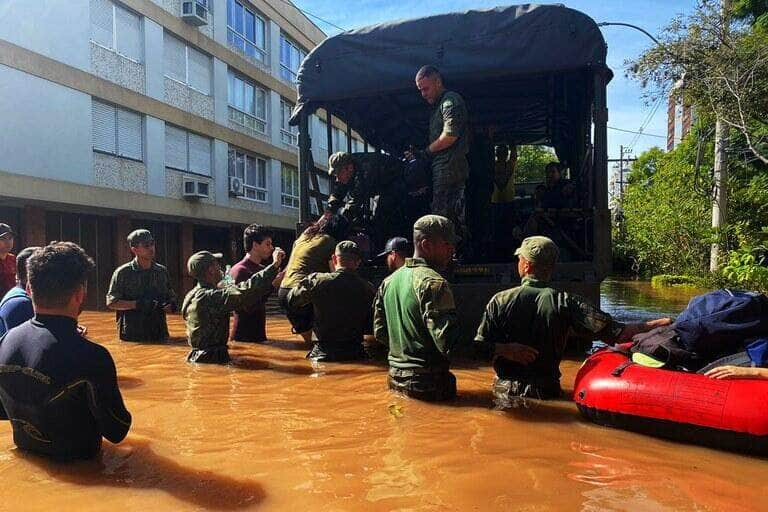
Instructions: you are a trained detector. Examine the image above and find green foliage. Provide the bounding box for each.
[722,242,768,292]
[515,145,558,183]
[732,0,768,31]
[617,134,713,276]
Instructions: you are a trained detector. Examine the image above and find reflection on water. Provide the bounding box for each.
[600,278,705,323]
[0,285,766,512]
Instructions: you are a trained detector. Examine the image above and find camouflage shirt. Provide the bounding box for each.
[328,153,405,215]
[288,268,375,357]
[474,276,625,385]
[373,258,460,372]
[106,259,177,342]
[181,263,278,350]
[429,90,470,188]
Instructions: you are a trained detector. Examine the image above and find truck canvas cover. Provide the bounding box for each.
[291,4,612,152]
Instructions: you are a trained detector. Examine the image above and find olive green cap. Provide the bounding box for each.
[187,251,223,279]
[514,236,559,266]
[335,240,362,258]
[328,152,353,176]
[127,229,154,246]
[413,215,457,244]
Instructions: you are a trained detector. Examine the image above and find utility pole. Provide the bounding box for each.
[619,145,624,201]
[710,0,730,272]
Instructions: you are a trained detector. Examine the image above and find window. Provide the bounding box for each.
[280,99,298,146]
[92,99,143,160]
[281,164,299,208]
[91,0,143,62]
[163,33,211,95]
[332,126,348,153]
[164,125,211,175]
[280,35,306,83]
[227,0,267,63]
[228,148,268,202]
[227,71,268,135]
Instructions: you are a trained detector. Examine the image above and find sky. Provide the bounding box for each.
[291,0,697,164]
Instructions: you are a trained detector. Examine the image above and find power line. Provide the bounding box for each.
[608,126,666,139]
[277,0,347,32]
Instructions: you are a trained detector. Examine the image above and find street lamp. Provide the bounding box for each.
[596,21,662,47]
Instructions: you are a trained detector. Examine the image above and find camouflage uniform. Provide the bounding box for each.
[288,243,375,361]
[428,90,469,243]
[474,237,625,399]
[106,259,177,342]
[374,256,461,401]
[182,254,279,364]
[328,153,405,216]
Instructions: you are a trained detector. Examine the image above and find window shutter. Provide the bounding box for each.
[115,5,142,62]
[188,133,212,175]
[91,0,114,48]
[117,108,142,160]
[163,33,186,82]
[92,100,117,154]
[165,125,187,170]
[257,159,267,189]
[188,47,211,95]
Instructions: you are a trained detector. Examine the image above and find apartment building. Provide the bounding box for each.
[0,0,365,308]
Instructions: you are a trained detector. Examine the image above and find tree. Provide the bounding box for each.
[515,145,557,182]
[630,0,768,164]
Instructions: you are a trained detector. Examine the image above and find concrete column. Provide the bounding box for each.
[268,89,281,145]
[213,58,229,126]
[144,18,165,101]
[213,139,230,207]
[211,0,228,47]
[115,215,133,265]
[22,206,46,247]
[269,158,282,214]
[145,117,166,196]
[180,221,195,294]
[268,20,281,79]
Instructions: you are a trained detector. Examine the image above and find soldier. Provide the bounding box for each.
[374,215,461,402]
[327,151,411,249]
[183,248,285,364]
[406,65,470,249]
[474,236,672,400]
[106,229,177,343]
[287,241,375,362]
[376,236,411,273]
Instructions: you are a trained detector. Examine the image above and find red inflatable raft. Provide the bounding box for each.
[573,349,768,454]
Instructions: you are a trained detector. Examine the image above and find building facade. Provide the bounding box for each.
[0,0,364,308]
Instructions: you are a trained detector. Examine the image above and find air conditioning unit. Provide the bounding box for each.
[181,0,208,26]
[182,179,210,199]
[228,176,245,197]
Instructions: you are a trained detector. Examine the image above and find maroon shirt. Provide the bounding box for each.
[0,254,16,298]
[230,256,273,342]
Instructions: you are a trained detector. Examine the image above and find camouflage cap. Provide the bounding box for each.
[328,152,353,176]
[0,223,14,238]
[515,236,559,266]
[335,240,362,258]
[187,251,223,279]
[413,215,457,244]
[127,229,154,246]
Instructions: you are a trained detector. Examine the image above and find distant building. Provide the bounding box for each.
[666,81,695,151]
[0,0,367,308]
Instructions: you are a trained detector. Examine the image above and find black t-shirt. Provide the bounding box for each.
[0,315,132,459]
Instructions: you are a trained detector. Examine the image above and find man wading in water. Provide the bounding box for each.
[183,248,285,364]
[374,215,461,401]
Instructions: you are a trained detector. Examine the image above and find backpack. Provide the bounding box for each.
[674,289,768,362]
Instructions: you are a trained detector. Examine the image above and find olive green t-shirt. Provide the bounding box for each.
[281,234,337,289]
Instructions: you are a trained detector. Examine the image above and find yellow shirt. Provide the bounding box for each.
[491,162,516,203]
[281,234,337,289]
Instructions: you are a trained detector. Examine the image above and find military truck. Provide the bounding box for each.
[290,4,613,341]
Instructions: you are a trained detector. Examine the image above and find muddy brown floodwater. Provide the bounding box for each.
[0,280,766,511]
